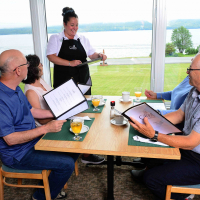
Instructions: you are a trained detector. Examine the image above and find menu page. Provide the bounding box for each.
[78,84,91,95]
[43,79,86,118]
[124,103,181,134]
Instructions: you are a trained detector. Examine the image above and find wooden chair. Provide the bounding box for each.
[0,161,79,199]
[0,164,51,200]
[165,184,200,200]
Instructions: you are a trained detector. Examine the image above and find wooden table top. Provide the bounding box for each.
[35,96,180,160]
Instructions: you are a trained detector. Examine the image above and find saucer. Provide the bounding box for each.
[119,97,132,102]
[99,101,106,106]
[70,125,89,134]
[110,119,128,126]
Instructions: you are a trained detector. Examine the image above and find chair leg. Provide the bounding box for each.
[42,170,51,200]
[165,185,172,200]
[17,178,22,185]
[64,183,68,190]
[0,168,4,200]
[75,161,79,176]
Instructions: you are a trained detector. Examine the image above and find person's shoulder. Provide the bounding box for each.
[25,89,39,99]
[49,33,59,40]
[77,33,89,41]
[49,31,63,41]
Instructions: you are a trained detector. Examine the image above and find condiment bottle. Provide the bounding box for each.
[110,101,115,119]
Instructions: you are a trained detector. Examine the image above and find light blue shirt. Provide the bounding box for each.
[157,76,193,115]
[180,87,200,154]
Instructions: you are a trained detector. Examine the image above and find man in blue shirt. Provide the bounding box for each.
[145,76,193,115]
[0,49,79,200]
[130,54,200,200]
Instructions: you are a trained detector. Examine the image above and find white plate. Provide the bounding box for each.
[110,118,128,126]
[70,125,89,134]
[99,101,106,106]
[119,98,132,102]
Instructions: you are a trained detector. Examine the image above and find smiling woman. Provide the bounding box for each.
[46,7,107,93]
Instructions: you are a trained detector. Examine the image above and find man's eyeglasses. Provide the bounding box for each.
[187,68,200,73]
[13,61,30,72]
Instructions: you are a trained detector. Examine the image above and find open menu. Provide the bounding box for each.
[43,79,89,120]
[78,76,92,94]
[116,102,181,134]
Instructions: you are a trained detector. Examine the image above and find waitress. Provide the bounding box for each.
[46,7,107,94]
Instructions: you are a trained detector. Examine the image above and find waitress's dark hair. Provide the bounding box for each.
[62,7,78,24]
[22,54,40,84]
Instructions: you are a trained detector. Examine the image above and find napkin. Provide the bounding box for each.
[133,135,169,146]
[86,98,91,101]
[68,116,91,120]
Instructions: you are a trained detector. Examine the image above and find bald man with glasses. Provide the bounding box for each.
[0,49,79,200]
[130,54,200,200]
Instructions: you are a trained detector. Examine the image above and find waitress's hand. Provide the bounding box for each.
[70,60,82,67]
[98,53,107,61]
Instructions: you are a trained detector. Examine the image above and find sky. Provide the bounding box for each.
[0,0,199,29]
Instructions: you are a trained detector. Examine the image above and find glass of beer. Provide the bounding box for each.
[134,87,142,102]
[70,118,83,141]
[91,96,100,111]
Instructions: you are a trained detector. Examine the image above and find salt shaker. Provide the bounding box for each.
[110,101,115,119]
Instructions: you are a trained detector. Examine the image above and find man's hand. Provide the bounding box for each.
[129,117,155,139]
[44,120,66,133]
[145,89,157,99]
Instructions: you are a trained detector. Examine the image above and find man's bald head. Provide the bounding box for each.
[0,49,25,75]
[192,53,200,68]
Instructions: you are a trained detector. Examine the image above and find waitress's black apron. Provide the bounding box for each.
[54,38,91,95]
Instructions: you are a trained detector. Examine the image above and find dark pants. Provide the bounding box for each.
[10,147,79,200]
[142,149,200,200]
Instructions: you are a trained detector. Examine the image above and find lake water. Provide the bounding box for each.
[0,29,200,58]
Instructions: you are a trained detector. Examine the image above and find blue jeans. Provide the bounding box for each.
[10,147,79,200]
[142,149,200,200]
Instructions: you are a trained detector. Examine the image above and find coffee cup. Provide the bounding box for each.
[114,114,124,124]
[122,91,130,102]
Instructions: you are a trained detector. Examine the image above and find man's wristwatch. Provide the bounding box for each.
[150,131,159,142]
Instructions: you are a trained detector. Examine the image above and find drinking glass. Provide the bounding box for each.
[134,87,142,102]
[91,96,100,111]
[70,118,83,141]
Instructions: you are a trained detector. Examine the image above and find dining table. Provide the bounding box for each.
[35,95,180,200]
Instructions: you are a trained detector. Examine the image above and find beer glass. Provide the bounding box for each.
[70,118,83,141]
[134,87,142,102]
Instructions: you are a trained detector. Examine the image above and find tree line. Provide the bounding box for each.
[0,19,200,35]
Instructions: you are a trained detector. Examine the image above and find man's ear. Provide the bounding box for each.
[15,67,21,76]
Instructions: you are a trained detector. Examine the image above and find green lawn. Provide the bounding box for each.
[19,63,189,96]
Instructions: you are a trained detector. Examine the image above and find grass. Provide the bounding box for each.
[19,63,189,96]
[176,53,196,57]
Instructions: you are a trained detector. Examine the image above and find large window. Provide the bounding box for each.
[0,0,34,90]
[0,0,34,55]
[164,0,200,92]
[45,0,153,95]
